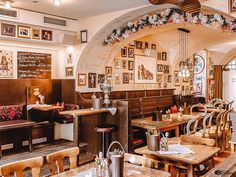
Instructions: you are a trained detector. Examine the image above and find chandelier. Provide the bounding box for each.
[178,28,190,78]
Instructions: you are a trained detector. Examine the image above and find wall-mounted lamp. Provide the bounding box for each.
[54,0,61,6]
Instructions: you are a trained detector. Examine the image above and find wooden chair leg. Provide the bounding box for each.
[0,133,2,159]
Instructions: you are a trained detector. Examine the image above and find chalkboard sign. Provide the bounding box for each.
[17,51,51,79]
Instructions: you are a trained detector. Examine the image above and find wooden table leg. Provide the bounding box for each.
[73,114,80,166]
[165,164,170,172]
[175,125,180,137]
[231,143,235,154]
[0,132,2,159]
[187,164,194,177]
[28,127,33,152]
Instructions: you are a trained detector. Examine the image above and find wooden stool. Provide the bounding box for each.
[95,125,115,156]
[229,141,236,153]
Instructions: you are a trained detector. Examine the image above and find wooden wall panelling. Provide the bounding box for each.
[127,90,145,99]
[61,79,75,103]
[146,90,161,97]
[110,91,127,100]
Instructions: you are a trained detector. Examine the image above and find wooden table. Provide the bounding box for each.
[52,161,171,177]
[135,145,220,177]
[59,108,110,147]
[31,105,64,112]
[204,153,236,177]
[132,112,205,136]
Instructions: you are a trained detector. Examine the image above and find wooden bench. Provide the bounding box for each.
[0,105,36,159]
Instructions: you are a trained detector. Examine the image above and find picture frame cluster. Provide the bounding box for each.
[1,23,53,41]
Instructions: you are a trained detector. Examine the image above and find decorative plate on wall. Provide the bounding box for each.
[194,55,205,74]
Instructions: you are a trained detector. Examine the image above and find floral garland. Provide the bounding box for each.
[104,8,236,45]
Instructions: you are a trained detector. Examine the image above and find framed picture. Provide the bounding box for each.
[129,41,135,46]
[157,52,162,60]
[134,55,157,84]
[144,42,149,49]
[123,73,129,84]
[162,52,167,61]
[157,64,163,73]
[98,74,105,84]
[18,25,30,39]
[121,47,127,57]
[229,0,236,13]
[122,60,128,69]
[114,59,120,69]
[32,28,40,39]
[194,82,202,94]
[157,74,163,82]
[66,53,73,64]
[174,71,180,86]
[163,65,169,74]
[1,23,16,37]
[0,50,13,78]
[65,67,73,77]
[128,61,133,70]
[158,82,162,88]
[128,47,134,58]
[151,44,156,50]
[194,55,205,74]
[88,73,96,88]
[41,29,53,41]
[105,66,112,77]
[80,30,88,43]
[114,73,120,84]
[78,74,86,86]
[135,41,142,49]
[168,75,172,83]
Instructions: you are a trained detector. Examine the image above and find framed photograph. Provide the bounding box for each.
[123,73,129,84]
[114,59,120,69]
[128,47,134,58]
[134,55,157,84]
[135,41,142,49]
[121,47,127,57]
[163,65,169,74]
[66,53,73,64]
[157,64,163,73]
[157,74,163,82]
[88,73,96,88]
[157,52,162,60]
[1,23,16,37]
[151,44,156,50]
[0,50,13,78]
[229,0,236,12]
[98,74,105,84]
[168,75,172,83]
[105,66,112,77]
[194,82,202,94]
[128,61,133,70]
[162,52,167,61]
[114,73,120,84]
[41,29,53,41]
[65,67,73,77]
[18,25,30,39]
[158,82,162,88]
[32,28,40,39]
[174,71,180,86]
[144,42,149,49]
[78,74,86,86]
[80,30,88,43]
[194,55,205,74]
[122,60,128,69]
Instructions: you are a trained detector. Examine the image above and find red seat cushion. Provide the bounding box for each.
[171,105,178,113]
[133,138,143,145]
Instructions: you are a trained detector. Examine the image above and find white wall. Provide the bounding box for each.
[223,70,236,108]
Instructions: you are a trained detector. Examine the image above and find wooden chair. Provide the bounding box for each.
[0,157,43,177]
[190,103,207,114]
[186,117,200,136]
[221,108,233,150]
[46,147,79,175]
[124,153,158,168]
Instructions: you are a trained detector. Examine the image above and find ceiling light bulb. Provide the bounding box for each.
[54,0,61,6]
[4,1,11,9]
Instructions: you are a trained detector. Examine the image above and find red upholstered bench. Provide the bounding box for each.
[0,105,35,159]
[51,104,79,124]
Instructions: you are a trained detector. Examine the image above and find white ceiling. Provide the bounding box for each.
[11,0,150,20]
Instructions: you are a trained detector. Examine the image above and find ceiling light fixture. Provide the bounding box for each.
[54,0,61,6]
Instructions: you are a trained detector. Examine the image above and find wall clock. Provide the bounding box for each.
[194,55,205,74]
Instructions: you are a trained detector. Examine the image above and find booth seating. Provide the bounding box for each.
[0,105,35,159]
[51,104,79,124]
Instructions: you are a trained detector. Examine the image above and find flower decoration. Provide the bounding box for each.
[104,8,236,45]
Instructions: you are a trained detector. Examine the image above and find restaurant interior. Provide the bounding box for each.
[0,0,236,176]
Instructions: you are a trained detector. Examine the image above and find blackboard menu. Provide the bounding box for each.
[17,51,51,79]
